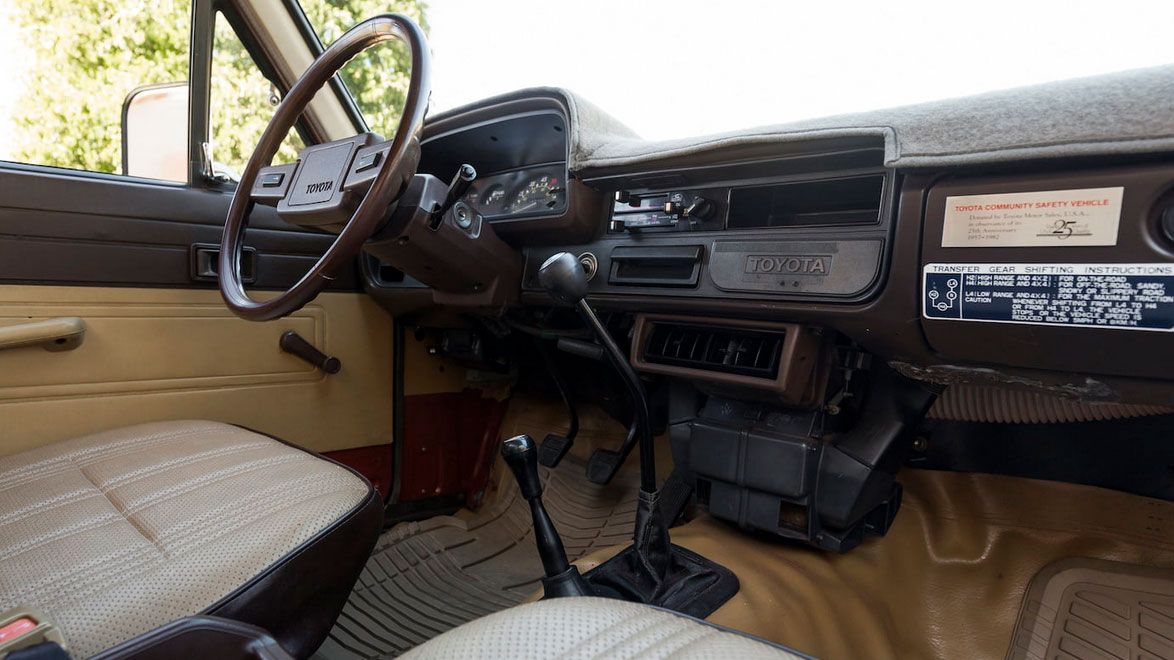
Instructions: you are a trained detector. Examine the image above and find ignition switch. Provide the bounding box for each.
[453,202,475,230]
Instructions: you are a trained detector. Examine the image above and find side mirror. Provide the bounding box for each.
[121,82,188,183]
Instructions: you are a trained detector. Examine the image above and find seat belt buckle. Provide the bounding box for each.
[0,608,67,659]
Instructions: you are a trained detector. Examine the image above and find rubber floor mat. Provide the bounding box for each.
[312,455,640,659]
[1007,558,1174,659]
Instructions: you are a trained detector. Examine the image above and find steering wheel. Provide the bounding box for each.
[219,14,430,321]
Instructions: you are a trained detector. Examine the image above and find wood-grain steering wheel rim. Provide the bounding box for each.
[219,14,430,321]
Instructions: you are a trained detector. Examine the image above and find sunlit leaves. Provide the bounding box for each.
[9,0,425,178]
[300,0,428,137]
[10,0,188,174]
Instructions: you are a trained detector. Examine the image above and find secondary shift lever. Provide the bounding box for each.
[500,434,591,598]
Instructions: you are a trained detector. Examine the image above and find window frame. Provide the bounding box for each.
[196,0,315,192]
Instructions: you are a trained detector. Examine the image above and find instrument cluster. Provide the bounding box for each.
[462,164,568,220]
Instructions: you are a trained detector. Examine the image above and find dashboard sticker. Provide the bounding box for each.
[922,263,1174,331]
[941,187,1123,247]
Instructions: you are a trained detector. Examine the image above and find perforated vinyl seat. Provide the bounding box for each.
[0,421,382,658]
[400,597,807,659]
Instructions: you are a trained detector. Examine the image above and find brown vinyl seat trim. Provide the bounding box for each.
[200,426,384,659]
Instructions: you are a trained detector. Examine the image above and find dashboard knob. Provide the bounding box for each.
[685,197,717,222]
[663,201,683,216]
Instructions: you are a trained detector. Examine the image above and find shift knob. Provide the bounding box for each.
[501,433,593,598]
[502,434,543,500]
[538,252,589,304]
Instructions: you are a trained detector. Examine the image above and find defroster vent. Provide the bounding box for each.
[644,322,784,379]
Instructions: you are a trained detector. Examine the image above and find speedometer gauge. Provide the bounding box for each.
[506,174,566,215]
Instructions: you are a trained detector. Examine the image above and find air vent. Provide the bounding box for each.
[644,322,784,379]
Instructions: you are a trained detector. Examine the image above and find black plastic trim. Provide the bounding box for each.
[387,320,406,506]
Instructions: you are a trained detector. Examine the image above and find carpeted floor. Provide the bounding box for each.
[315,394,1174,659]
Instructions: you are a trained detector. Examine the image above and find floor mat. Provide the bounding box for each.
[572,469,1174,660]
[313,455,640,659]
[1008,558,1174,660]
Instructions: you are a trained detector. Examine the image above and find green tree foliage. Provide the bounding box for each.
[301,0,428,138]
[9,0,427,177]
[10,0,189,174]
[211,11,305,173]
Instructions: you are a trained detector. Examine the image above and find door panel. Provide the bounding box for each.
[0,168,394,458]
[0,1,397,462]
[0,285,392,457]
[0,168,358,289]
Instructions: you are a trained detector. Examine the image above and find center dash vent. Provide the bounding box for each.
[644,322,784,379]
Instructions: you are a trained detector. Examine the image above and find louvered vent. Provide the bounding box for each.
[644,322,784,379]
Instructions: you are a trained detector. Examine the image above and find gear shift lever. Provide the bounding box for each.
[538,253,656,494]
[538,253,672,592]
[531,252,739,616]
[501,434,591,598]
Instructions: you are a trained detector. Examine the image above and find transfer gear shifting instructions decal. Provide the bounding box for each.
[923,264,1174,331]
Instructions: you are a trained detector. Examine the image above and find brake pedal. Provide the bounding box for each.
[539,433,574,467]
[585,419,640,485]
[585,448,624,485]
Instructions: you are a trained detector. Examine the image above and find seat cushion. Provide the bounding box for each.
[0,420,378,658]
[399,597,806,659]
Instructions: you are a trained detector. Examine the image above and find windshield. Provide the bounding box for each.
[306,0,1173,141]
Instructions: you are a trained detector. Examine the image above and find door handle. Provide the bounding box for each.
[0,317,86,352]
[191,243,257,283]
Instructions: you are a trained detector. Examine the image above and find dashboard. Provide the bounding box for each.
[367,87,1174,408]
[525,154,893,303]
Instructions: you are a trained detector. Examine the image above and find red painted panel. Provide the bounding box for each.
[399,390,509,507]
[324,444,393,498]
